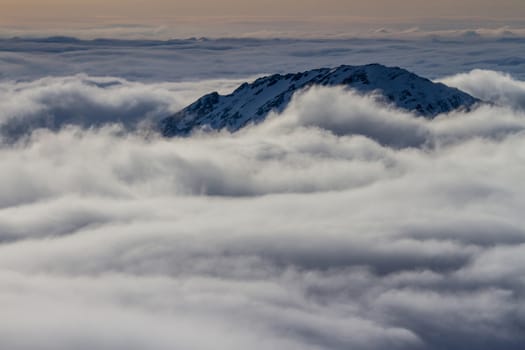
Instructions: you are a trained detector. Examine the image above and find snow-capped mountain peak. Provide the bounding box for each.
[160,64,480,136]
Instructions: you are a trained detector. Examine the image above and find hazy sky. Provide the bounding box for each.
[3,0,525,21]
[1,0,524,38]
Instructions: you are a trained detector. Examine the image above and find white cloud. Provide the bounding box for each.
[0,71,525,349]
[441,69,525,110]
[0,75,247,141]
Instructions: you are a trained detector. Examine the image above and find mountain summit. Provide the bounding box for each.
[160,64,479,136]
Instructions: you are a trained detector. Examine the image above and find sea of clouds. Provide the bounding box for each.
[0,65,524,349]
[2,36,525,82]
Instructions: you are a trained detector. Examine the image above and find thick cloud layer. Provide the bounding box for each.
[2,69,524,143]
[0,75,247,141]
[0,69,525,349]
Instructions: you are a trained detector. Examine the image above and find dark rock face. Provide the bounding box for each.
[160,64,480,137]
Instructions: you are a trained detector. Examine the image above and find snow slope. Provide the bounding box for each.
[161,64,480,136]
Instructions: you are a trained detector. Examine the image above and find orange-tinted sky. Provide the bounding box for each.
[2,0,524,39]
[2,0,524,21]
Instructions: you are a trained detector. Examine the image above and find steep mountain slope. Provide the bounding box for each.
[161,64,479,136]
